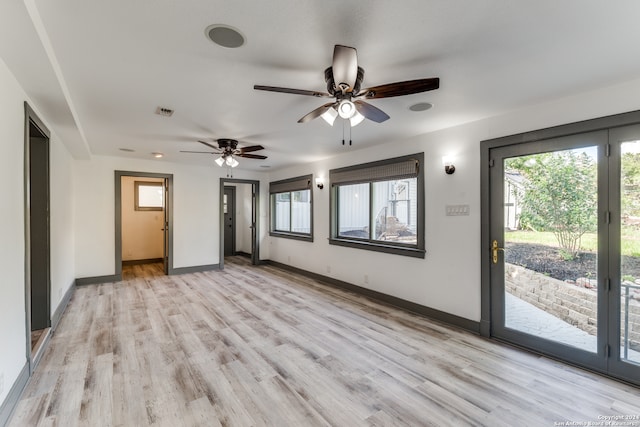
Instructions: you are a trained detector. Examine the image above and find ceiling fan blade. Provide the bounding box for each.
[238,145,264,153]
[180,150,217,154]
[357,77,440,99]
[238,153,268,159]
[198,140,219,150]
[354,100,390,123]
[254,85,331,98]
[298,102,337,123]
[332,45,358,91]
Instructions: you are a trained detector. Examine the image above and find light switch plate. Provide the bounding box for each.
[446,204,470,216]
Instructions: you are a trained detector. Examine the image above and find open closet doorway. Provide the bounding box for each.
[24,103,51,371]
[115,171,174,279]
[219,179,260,269]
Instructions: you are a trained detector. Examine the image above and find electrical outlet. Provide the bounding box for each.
[287,256,291,263]
[326,265,331,273]
[364,274,369,284]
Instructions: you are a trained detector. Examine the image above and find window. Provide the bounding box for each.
[269,174,313,241]
[330,153,424,257]
[134,181,163,211]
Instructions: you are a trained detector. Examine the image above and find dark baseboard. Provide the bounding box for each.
[264,260,481,334]
[51,282,74,332]
[170,264,220,275]
[122,258,163,266]
[0,362,29,427]
[75,274,121,286]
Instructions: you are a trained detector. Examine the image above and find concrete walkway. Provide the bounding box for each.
[505,293,640,363]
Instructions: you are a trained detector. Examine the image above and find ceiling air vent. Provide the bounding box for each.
[155,106,174,117]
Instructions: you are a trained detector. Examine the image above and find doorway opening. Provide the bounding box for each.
[115,171,173,279]
[220,179,260,268]
[24,103,51,369]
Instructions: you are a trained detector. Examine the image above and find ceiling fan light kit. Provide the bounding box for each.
[254,44,439,129]
[225,156,239,168]
[180,139,267,168]
[320,107,338,125]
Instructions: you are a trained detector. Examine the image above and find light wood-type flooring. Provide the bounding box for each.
[8,257,640,426]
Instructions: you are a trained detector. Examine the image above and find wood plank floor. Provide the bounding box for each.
[9,257,640,426]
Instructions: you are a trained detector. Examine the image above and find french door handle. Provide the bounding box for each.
[492,240,505,264]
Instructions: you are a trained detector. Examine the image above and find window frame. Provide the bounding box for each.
[269,174,314,242]
[134,181,164,211]
[329,153,425,258]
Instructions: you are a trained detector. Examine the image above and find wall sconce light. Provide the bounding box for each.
[442,156,455,175]
[315,177,324,189]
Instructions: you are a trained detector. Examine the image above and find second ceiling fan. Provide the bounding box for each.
[254,45,439,126]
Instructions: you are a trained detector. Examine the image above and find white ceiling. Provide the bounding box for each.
[4,0,640,170]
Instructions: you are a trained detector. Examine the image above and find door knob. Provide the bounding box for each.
[492,240,505,264]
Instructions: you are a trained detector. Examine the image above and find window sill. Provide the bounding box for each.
[329,238,426,258]
[270,231,314,242]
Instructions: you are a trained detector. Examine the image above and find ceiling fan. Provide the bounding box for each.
[254,45,439,127]
[180,139,267,168]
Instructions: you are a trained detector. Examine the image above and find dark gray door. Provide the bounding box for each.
[489,132,608,371]
[608,124,640,380]
[223,186,235,256]
[29,124,50,332]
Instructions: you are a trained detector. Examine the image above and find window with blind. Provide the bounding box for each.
[269,174,313,241]
[330,153,425,257]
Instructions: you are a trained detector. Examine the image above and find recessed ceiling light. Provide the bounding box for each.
[409,102,433,112]
[205,24,245,48]
[119,148,135,152]
[152,152,164,158]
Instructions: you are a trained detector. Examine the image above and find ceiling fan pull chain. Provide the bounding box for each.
[342,119,345,145]
[349,123,352,145]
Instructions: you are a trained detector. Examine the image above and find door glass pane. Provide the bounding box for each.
[503,146,598,352]
[620,141,640,365]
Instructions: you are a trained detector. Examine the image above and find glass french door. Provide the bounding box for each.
[609,124,640,379]
[489,126,640,383]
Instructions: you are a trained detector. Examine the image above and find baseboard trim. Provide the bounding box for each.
[0,362,29,427]
[52,282,75,332]
[264,260,481,334]
[170,264,220,275]
[122,258,163,266]
[75,274,121,286]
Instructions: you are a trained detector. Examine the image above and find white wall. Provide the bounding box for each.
[121,176,164,261]
[50,129,76,309]
[267,75,640,322]
[74,157,268,277]
[0,56,76,407]
[0,56,28,407]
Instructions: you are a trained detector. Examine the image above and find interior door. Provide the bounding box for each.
[29,129,50,333]
[489,131,608,371]
[223,186,235,257]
